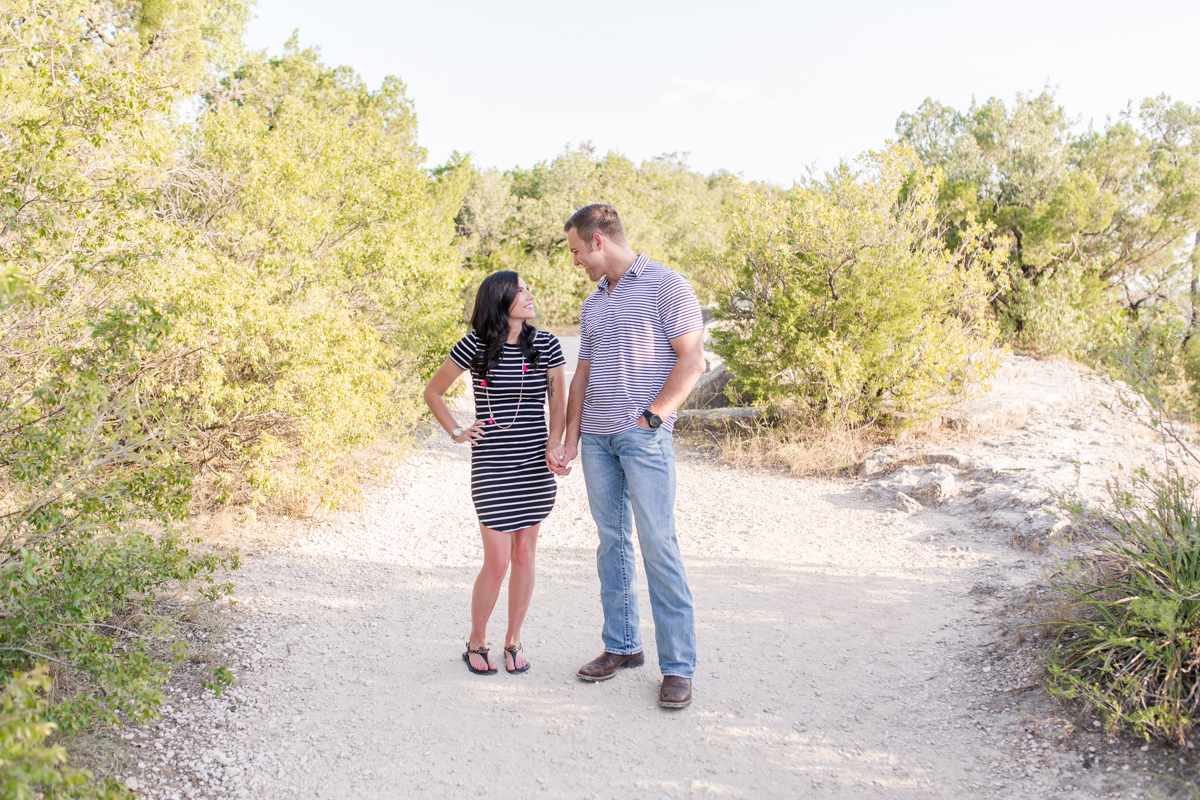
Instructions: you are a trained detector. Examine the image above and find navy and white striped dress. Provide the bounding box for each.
[449,330,566,532]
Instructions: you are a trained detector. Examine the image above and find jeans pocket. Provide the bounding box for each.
[631,425,661,443]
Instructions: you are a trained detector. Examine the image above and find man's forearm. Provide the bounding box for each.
[565,367,588,447]
[646,350,706,418]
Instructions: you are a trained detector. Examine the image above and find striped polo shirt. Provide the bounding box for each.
[578,254,704,435]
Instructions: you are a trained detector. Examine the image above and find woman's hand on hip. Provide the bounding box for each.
[455,421,486,446]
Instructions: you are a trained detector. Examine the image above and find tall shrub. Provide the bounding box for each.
[702,145,1005,426]
[159,39,465,506]
[0,0,239,744]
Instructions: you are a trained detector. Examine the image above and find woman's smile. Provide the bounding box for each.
[509,279,536,320]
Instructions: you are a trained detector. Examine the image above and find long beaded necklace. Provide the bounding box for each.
[478,352,528,430]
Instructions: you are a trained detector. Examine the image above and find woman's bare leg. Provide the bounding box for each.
[505,523,540,671]
[469,522,511,671]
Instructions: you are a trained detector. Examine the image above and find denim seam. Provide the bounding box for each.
[617,466,631,651]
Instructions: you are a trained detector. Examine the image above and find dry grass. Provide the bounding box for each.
[188,428,412,520]
[702,400,1026,477]
[187,433,412,552]
[60,726,137,789]
[715,416,887,477]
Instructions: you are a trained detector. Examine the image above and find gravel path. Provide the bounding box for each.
[136,442,1113,800]
[128,354,1171,800]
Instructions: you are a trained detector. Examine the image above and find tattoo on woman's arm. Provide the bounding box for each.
[547,376,555,399]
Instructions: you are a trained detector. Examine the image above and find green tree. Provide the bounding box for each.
[897,91,1200,355]
[702,145,1004,426]
[1,1,468,785]
[157,37,465,505]
[0,0,238,756]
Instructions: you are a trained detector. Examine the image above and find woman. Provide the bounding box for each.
[423,271,567,675]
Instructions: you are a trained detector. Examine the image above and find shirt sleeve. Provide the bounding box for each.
[658,272,704,339]
[448,332,479,371]
[541,334,567,369]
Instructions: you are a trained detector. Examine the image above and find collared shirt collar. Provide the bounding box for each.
[597,253,648,293]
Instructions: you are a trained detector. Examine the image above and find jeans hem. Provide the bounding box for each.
[604,646,643,656]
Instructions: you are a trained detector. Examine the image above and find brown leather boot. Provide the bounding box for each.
[577,651,645,682]
[658,676,692,708]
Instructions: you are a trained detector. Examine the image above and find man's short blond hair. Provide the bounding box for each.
[564,204,627,247]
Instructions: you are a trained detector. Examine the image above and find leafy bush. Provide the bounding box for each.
[2,0,463,768]
[0,667,131,799]
[1008,264,1119,356]
[1,0,234,728]
[4,2,465,517]
[158,38,466,508]
[701,145,1005,426]
[1089,300,1200,429]
[0,293,236,734]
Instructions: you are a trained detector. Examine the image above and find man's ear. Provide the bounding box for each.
[593,232,604,252]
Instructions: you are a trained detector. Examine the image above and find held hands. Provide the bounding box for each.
[453,421,486,446]
[546,442,576,476]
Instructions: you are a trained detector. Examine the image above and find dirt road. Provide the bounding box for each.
[125,351,1196,800]
[135,425,1143,800]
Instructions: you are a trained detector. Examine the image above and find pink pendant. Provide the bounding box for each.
[480,380,487,387]
[522,364,528,372]
[488,418,495,425]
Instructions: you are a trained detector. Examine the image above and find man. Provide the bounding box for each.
[547,204,706,709]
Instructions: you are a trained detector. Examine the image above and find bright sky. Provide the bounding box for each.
[244,0,1200,186]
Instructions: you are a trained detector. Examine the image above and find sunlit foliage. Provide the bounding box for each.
[0,1,464,786]
[898,91,1200,357]
[701,146,1005,426]
[455,145,739,326]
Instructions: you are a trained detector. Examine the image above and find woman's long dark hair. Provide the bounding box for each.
[469,270,540,381]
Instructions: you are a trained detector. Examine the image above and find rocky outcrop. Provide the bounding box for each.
[939,357,1084,431]
[680,336,767,425]
[858,356,1171,552]
[683,357,733,410]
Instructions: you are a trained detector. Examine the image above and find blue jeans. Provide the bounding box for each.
[581,427,696,678]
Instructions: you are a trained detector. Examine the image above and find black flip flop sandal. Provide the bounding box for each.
[504,644,530,674]
[463,642,497,675]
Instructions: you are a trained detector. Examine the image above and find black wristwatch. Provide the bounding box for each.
[642,409,663,429]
